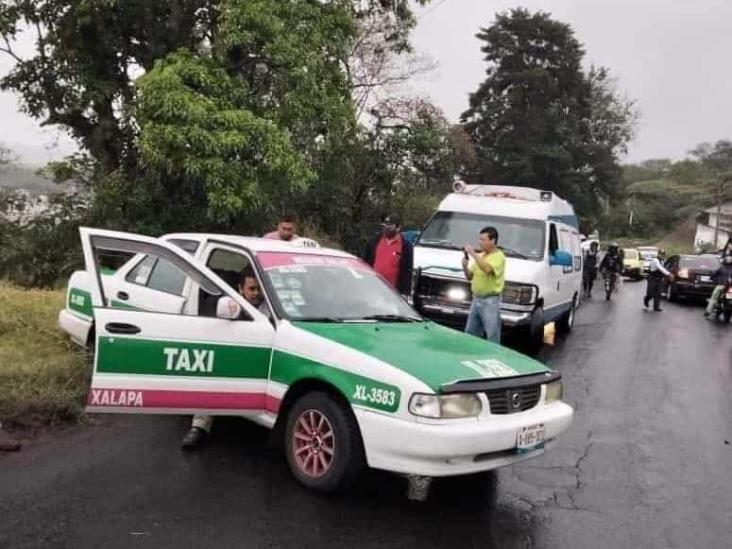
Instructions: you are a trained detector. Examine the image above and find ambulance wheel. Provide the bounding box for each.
[724,310,731,324]
[521,307,545,356]
[557,296,577,334]
[285,391,365,492]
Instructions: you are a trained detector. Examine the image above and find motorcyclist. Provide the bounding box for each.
[704,254,732,317]
[582,241,600,298]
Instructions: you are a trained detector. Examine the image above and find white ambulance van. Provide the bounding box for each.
[412,183,583,352]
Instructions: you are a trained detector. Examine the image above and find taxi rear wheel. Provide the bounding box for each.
[285,391,365,492]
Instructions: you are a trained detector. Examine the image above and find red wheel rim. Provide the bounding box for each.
[292,409,335,478]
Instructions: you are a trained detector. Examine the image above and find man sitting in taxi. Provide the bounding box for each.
[181,267,271,449]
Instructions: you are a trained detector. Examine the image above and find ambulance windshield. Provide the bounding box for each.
[419,212,546,260]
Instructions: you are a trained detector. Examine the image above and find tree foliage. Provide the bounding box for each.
[461,9,636,221]
[1,1,467,286]
[601,141,732,242]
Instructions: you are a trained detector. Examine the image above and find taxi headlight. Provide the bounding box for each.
[678,268,689,279]
[408,393,482,418]
[544,380,563,403]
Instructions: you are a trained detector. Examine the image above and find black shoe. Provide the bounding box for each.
[653,308,663,312]
[181,427,208,450]
[703,311,709,317]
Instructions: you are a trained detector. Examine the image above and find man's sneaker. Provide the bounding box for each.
[703,311,709,317]
[653,307,663,312]
[181,427,208,450]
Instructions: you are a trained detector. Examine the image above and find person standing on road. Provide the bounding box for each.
[363,214,414,296]
[181,268,271,450]
[462,226,506,343]
[644,249,672,312]
[582,241,600,298]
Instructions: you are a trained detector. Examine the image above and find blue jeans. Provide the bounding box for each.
[465,295,502,343]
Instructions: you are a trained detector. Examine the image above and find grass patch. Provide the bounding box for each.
[0,282,88,427]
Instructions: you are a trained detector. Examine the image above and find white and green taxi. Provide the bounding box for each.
[59,228,573,491]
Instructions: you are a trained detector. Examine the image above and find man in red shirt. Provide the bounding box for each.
[363,214,414,295]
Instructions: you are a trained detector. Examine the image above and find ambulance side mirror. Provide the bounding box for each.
[216,296,242,320]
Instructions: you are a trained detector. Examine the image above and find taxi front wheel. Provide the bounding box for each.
[285,392,366,492]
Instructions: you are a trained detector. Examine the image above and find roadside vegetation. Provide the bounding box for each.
[0,283,87,427]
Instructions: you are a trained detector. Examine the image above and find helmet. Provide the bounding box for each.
[658,248,666,257]
[608,242,619,254]
[723,254,732,265]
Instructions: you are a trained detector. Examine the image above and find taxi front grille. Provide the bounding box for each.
[486,385,541,414]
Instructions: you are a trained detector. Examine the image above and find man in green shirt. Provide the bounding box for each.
[461,226,506,343]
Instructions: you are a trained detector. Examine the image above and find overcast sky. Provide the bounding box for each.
[1,0,731,165]
[410,0,732,162]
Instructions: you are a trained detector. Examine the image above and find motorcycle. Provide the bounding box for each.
[603,271,618,301]
[712,281,732,323]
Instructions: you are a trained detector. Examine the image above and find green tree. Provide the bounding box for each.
[461,9,635,220]
[0,0,428,227]
[691,140,732,248]
[300,98,472,252]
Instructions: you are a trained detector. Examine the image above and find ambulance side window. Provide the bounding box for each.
[549,224,559,256]
[570,232,582,271]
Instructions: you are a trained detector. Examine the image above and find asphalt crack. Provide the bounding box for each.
[574,436,594,491]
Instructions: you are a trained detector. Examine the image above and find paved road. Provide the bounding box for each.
[2,281,731,549]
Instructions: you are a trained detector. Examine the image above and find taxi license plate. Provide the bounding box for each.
[516,423,545,454]
[700,275,711,282]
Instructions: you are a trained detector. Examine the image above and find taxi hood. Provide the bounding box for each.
[292,321,551,392]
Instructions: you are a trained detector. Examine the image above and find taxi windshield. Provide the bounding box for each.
[258,252,421,322]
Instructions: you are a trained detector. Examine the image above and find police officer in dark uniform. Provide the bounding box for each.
[582,241,600,298]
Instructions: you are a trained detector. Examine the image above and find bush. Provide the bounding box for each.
[0,192,87,288]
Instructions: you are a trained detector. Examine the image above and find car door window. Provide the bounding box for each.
[201,246,272,320]
[147,258,188,295]
[126,256,156,286]
[124,256,187,296]
[206,248,253,291]
[88,233,223,316]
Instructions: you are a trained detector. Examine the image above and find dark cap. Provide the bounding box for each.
[381,214,401,226]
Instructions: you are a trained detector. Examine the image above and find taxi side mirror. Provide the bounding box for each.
[216,296,242,320]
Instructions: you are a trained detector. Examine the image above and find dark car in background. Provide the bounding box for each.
[662,254,720,302]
